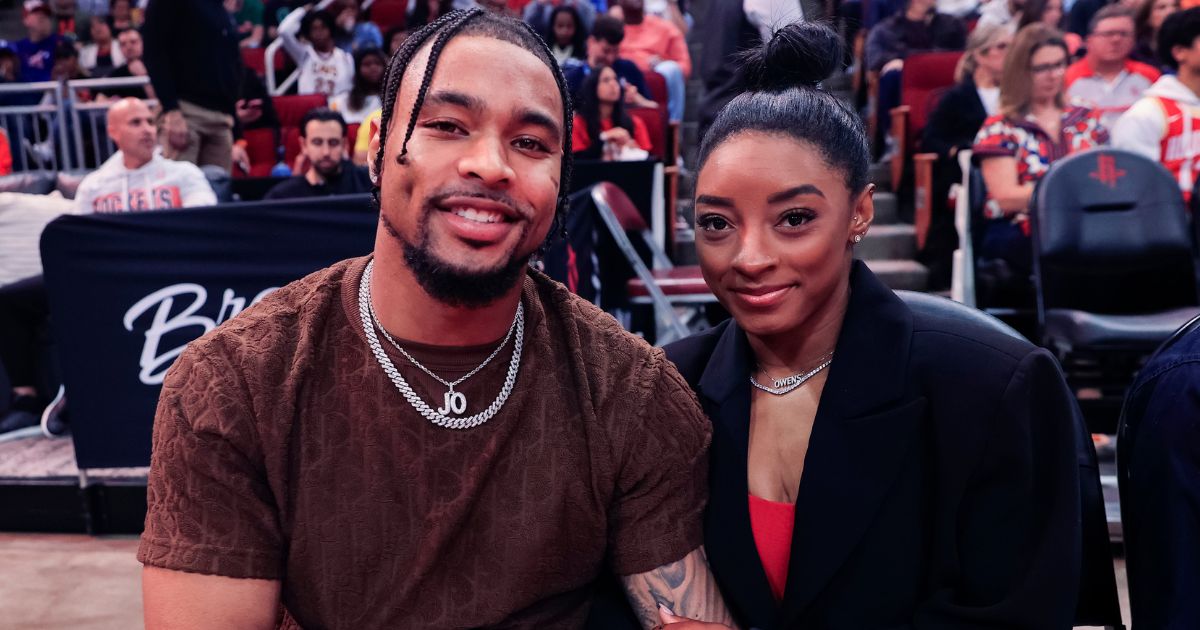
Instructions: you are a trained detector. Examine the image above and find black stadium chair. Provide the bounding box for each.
[1030,148,1200,435]
[1117,312,1200,629]
[896,291,1124,629]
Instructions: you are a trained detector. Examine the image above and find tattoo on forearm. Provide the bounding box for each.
[621,546,737,629]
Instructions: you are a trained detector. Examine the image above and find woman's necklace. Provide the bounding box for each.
[749,351,834,396]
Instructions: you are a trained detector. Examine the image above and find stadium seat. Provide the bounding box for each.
[239,128,278,178]
[369,0,407,32]
[627,107,665,160]
[241,47,286,78]
[1031,148,1200,434]
[590,182,714,344]
[283,126,303,171]
[897,291,1125,630]
[889,51,962,193]
[642,71,669,112]
[273,94,328,129]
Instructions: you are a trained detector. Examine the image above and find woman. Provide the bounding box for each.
[1134,0,1180,64]
[918,23,1011,289]
[80,16,124,77]
[330,47,385,124]
[279,8,355,96]
[108,0,141,32]
[572,65,652,161]
[973,23,1107,279]
[546,5,587,64]
[1018,0,1083,54]
[660,21,1082,629]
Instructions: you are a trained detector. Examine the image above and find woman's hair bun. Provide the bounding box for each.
[739,21,843,93]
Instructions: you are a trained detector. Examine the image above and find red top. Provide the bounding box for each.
[748,493,796,602]
[571,113,653,154]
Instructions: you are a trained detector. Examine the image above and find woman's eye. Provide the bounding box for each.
[697,216,730,231]
[781,211,814,227]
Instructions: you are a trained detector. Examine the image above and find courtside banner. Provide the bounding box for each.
[40,194,377,469]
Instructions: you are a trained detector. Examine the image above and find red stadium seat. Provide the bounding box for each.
[241,47,287,78]
[346,122,360,152]
[283,126,303,169]
[889,50,962,186]
[236,128,278,179]
[370,0,407,32]
[628,107,665,160]
[642,71,669,112]
[273,94,329,129]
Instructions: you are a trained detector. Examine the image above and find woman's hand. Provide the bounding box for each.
[599,127,634,148]
[655,605,735,629]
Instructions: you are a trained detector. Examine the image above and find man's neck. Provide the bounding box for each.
[368,228,525,347]
[1088,55,1126,80]
[625,13,644,25]
[1179,67,1200,100]
[122,153,151,170]
[306,165,334,186]
[905,5,930,20]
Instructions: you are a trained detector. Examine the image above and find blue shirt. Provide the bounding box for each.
[14,34,59,83]
[563,58,651,101]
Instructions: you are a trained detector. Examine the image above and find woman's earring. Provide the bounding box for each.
[853,234,863,243]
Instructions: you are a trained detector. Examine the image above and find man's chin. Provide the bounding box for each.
[402,240,531,308]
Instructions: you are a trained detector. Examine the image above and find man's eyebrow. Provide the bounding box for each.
[515,108,563,145]
[425,90,484,112]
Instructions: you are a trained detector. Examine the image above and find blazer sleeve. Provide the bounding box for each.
[914,348,1082,629]
[921,85,976,160]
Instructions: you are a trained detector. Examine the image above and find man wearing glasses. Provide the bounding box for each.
[1066,5,1161,129]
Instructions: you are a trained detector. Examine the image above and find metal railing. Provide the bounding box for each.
[265,0,340,96]
[0,76,155,173]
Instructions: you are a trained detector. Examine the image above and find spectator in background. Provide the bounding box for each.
[265,108,370,199]
[613,0,690,122]
[1018,0,1082,54]
[920,23,1012,289]
[384,25,408,57]
[75,97,217,212]
[641,0,689,34]
[108,0,141,31]
[264,0,305,41]
[1135,0,1180,64]
[867,0,966,151]
[226,0,265,48]
[563,15,655,108]
[978,0,1025,29]
[96,27,153,100]
[352,106,379,164]
[524,0,597,34]
[50,0,79,38]
[1066,5,1161,129]
[1113,8,1200,199]
[144,0,242,170]
[330,47,384,124]
[279,8,355,96]
[546,6,588,63]
[79,15,124,76]
[231,66,280,175]
[336,0,384,52]
[408,0,454,28]
[572,64,651,160]
[15,1,59,83]
[52,39,89,83]
[973,24,1108,279]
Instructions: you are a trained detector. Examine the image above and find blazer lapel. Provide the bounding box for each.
[697,323,781,627]
[778,262,928,627]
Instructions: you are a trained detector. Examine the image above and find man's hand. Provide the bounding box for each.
[128,59,148,76]
[881,58,905,74]
[235,99,263,125]
[162,110,190,151]
[624,83,658,109]
[621,547,737,630]
[232,143,251,173]
[658,605,733,629]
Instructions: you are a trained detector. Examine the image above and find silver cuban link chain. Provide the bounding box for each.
[358,260,524,429]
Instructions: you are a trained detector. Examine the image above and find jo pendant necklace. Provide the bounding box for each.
[750,351,834,396]
[358,259,524,429]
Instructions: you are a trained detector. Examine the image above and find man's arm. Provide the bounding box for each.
[143,567,280,630]
[620,546,736,629]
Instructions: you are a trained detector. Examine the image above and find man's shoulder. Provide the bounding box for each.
[182,258,360,372]
[1065,59,1094,85]
[1126,60,1162,84]
[264,177,313,200]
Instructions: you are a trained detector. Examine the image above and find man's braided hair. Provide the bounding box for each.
[372,8,574,242]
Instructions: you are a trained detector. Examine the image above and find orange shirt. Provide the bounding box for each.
[620,15,692,78]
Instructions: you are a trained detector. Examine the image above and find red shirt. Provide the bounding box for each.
[571,113,652,155]
[749,493,796,602]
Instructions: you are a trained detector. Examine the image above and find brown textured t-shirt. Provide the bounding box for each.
[137,256,710,629]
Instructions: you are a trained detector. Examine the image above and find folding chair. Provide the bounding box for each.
[589,182,714,345]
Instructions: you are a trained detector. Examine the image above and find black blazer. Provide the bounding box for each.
[921,77,989,163]
[664,262,1082,629]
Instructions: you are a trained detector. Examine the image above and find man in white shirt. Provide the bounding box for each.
[278,7,354,96]
[75,98,216,213]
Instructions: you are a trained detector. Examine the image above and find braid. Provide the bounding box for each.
[371,8,575,244]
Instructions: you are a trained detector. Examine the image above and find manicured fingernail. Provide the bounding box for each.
[657,603,675,616]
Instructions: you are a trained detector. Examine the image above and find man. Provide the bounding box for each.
[1066,5,1160,129]
[75,98,217,212]
[977,0,1023,29]
[139,9,732,629]
[563,14,655,109]
[143,0,242,170]
[14,1,59,83]
[1113,7,1200,200]
[97,28,154,100]
[277,7,354,96]
[264,108,371,199]
[614,0,690,121]
[698,0,804,135]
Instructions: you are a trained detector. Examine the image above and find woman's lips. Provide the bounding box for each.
[729,285,793,309]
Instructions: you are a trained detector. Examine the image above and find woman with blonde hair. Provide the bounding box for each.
[917,22,1013,288]
[972,23,1108,283]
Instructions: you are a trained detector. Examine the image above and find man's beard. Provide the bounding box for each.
[381,190,534,308]
[313,158,342,180]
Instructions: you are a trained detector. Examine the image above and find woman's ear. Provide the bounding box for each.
[849,184,876,244]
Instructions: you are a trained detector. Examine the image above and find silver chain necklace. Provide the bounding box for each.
[358,260,524,429]
[749,352,834,396]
